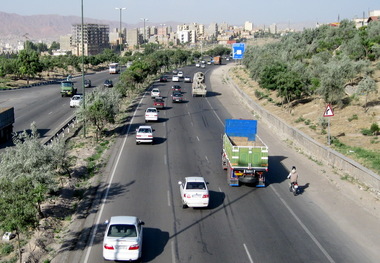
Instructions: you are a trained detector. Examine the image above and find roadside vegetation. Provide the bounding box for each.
[241,20,380,173]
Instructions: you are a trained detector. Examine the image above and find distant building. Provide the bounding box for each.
[269,23,277,34]
[126,28,139,49]
[71,23,109,56]
[244,21,253,31]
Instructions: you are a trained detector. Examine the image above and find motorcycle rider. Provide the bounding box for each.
[287,166,299,186]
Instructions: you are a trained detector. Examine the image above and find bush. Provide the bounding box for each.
[295,116,305,123]
[370,123,379,135]
[361,129,372,136]
[0,243,14,255]
[348,114,358,122]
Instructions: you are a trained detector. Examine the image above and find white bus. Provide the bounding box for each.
[109,63,120,74]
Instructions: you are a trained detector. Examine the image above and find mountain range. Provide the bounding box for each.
[0,11,179,43]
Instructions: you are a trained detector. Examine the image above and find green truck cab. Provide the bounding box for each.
[60,81,77,97]
[222,119,268,187]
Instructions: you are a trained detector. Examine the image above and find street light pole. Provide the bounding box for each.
[81,0,86,137]
[115,7,126,54]
[140,18,148,44]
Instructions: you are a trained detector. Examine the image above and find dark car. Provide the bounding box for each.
[171,85,182,92]
[84,79,91,88]
[159,76,168,82]
[172,91,183,103]
[104,79,113,88]
[153,97,165,109]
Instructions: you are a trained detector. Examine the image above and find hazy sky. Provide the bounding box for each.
[1,0,377,26]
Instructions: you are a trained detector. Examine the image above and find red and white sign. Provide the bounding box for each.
[323,104,334,117]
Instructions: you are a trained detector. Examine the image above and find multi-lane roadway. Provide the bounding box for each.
[1,64,379,263]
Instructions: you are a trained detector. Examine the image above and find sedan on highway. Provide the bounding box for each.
[171,85,182,92]
[151,88,161,98]
[69,94,83,108]
[184,76,192,83]
[104,79,113,88]
[135,125,154,145]
[153,97,165,109]
[171,91,183,103]
[178,177,209,208]
[145,107,159,122]
[103,216,144,261]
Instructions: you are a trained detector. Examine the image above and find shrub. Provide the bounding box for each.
[370,123,379,135]
[0,243,14,255]
[295,116,305,123]
[348,114,358,122]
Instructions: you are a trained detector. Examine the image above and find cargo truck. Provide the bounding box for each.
[0,107,15,143]
[222,119,268,187]
[60,81,77,97]
[192,72,207,97]
[213,56,222,65]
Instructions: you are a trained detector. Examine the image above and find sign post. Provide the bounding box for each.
[232,43,245,61]
[323,104,334,145]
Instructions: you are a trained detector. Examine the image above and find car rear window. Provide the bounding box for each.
[108,224,137,237]
[186,182,206,190]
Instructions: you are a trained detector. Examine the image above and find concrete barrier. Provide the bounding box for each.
[225,67,380,192]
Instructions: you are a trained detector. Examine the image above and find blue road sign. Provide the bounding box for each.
[232,43,245,59]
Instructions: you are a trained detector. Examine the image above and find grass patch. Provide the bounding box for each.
[331,137,380,174]
[295,116,305,123]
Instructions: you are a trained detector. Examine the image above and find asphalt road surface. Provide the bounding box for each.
[71,64,380,263]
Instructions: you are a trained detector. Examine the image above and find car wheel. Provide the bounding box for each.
[182,204,188,209]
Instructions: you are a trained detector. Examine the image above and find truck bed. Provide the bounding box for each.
[229,136,265,147]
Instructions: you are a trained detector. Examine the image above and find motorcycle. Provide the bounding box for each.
[289,182,299,196]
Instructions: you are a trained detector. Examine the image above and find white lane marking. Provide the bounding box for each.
[167,190,171,207]
[205,155,209,163]
[48,111,53,115]
[270,186,335,263]
[243,243,254,263]
[205,97,224,126]
[171,240,176,263]
[164,154,167,165]
[83,93,146,263]
[218,187,222,192]
[196,136,200,141]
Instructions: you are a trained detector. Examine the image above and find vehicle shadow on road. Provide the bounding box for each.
[206,190,225,209]
[141,228,169,262]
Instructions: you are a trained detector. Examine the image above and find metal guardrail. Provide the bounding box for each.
[42,116,78,145]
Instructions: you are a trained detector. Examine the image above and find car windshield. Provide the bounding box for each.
[107,224,137,237]
[186,182,206,190]
[147,109,156,113]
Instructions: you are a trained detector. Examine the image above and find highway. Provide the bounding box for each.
[0,70,120,149]
[71,64,380,263]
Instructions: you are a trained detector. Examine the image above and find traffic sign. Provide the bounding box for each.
[232,43,245,59]
[323,104,334,117]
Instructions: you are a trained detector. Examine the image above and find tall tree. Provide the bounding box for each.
[357,75,377,112]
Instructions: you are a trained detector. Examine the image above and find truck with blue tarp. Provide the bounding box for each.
[222,119,268,187]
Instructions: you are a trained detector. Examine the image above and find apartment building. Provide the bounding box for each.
[71,23,110,56]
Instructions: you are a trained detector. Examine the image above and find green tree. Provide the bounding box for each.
[0,176,40,263]
[357,75,377,112]
[76,87,121,140]
[17,49,43,84]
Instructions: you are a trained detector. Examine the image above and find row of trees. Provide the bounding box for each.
[243,20,380,109]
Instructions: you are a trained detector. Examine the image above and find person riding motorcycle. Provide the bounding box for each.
[287,166,299,185]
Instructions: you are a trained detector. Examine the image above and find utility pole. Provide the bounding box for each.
[81,0,86,137]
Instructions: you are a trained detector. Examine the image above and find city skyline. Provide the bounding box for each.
[2,0,377,26]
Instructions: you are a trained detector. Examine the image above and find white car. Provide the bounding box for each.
[184,76,192,83]
[151,88,161,98]
[200,63,206,68]
[172,75,180,82]
[103,216,144,261]
[145,107,158,122]
[195,63,200,67]
[136,125,154,144]
[69,94,83,108]
[177,71,184,77]
[178,177,209,208]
